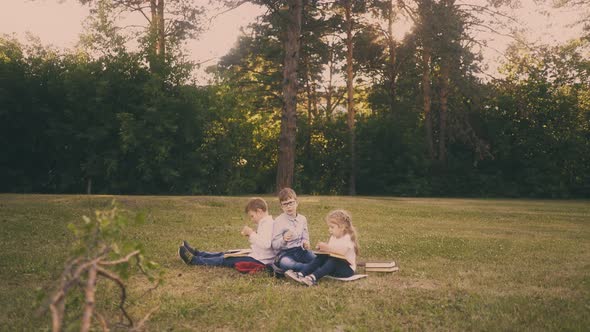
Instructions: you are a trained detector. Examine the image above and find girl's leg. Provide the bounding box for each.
[300,255,328,276]
[310,258,354,281]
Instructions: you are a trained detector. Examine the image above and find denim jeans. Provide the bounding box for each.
[277,247,316,272]
[191,251,262,268]
[300,255,353,280]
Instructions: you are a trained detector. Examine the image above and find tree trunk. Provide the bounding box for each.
[387,0,397,113]
[304,56,313,163]
[149,0,165,72]
[439,58,450,163]
[86,178,92,195]
[345,0,356,195]
[276,0,303,192]
[325,45,335,118]
[157,0,165,58]
[422,45,435,160]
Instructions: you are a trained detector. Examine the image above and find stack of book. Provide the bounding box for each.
[359,260,399,273]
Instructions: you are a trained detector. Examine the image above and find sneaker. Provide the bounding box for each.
[178,246,194,265]
[270,263,285,277]
[300,275,317,287]
[182,240,199,256]
[284,270,304,284]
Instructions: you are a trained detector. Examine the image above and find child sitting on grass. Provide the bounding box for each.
[285,209,359,286]
[271,188,316,272]
[178,197,276,271]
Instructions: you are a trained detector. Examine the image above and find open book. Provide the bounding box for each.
[313,251,348,262]
[223,248,252,258]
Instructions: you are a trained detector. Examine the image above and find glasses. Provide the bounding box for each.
[281,200,297,207]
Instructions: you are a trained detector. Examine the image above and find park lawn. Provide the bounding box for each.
[0,194,589,331]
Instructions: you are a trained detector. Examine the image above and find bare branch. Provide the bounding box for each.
[96,266,134,328]
[456,3,519,25]
[209,0,251,23]
[99,250,141,266]
[130,305,161,332]
[81,264,98,332]
[94,311,110,332]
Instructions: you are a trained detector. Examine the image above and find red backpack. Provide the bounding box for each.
[234,261,267,274]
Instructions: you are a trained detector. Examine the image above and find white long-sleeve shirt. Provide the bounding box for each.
[327,234,357,271]
[248,215,276,264]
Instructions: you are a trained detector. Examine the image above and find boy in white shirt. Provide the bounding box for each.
[179,197,276,269]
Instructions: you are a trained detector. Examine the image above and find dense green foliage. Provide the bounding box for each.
[1,0,589,197]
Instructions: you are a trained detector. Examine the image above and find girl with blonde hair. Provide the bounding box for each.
[285,209,359,286]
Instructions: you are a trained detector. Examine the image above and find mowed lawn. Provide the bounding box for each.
[1,194,589,331]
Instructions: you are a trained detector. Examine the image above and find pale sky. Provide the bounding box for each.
[0,0,582,80]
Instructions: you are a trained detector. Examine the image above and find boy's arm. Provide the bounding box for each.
[302,216,310,244]
[249,219,272,249]
[271,219,287,250]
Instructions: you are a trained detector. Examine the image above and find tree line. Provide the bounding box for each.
[1,0,589,197]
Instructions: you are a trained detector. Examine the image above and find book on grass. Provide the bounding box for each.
[358,260,396,269]
[223,248,252,258]
[365,266,399,273]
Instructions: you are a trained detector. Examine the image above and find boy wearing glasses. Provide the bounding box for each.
[271,188,316,272]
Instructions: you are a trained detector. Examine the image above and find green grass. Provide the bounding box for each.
[1,194,589,331]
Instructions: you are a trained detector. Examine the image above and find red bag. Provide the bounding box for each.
[234,261,266,274]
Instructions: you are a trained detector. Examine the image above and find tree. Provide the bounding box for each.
[77,0,205,72]
[483,40,590,197]
[551,0,590,39]
[220,0,304,191]
[276,0,304,191]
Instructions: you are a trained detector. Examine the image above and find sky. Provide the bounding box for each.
[0,0,583,81]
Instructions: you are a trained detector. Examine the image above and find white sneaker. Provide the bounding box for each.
[284,270,303,284]
[300,275,317,287]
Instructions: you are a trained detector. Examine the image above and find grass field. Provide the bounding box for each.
[1,194,589,331]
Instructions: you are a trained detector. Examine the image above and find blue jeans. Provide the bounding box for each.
[277,247,316,272]
[190,251,262,268]
[301,255,354,280]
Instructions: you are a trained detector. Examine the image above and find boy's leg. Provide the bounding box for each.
[191,252,225,266]
[198,251,225,258]
[278,255,302,271]
[298,249,316,263]
[280,255,316,272]
[279,248,317,271]
[310,258,354,281]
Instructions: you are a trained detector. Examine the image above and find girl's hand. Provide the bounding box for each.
[316,242,329,252]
